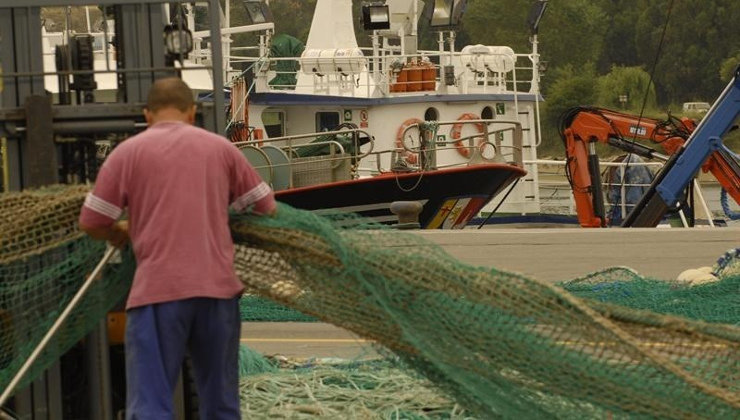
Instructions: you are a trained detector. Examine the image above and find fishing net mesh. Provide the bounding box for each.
[0,185,738,419]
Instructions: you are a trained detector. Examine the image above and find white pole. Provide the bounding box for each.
[85,6,91,33]
[0,246,117,407]
[530,34,539,93]
[693,179,715,227]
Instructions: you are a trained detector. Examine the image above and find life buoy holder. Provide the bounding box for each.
[450,113,487,159]
[395,118,424,165]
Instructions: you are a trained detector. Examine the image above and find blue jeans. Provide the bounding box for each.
[125,297,241,419]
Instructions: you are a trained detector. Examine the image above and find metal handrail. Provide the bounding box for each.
[232,128,375,188]
[233,127,374,159]
[527,158,716,226]
[399,119,524,167]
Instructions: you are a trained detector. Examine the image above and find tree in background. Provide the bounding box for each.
[463,0,608,71]
[596,66,657,111]
[539,64,599,152]
[597,0,642,72]
[635,0,740,104]
[720,53,740,82]
[463,0,530,52]
[255,0,316,42]
[537,0,609,72]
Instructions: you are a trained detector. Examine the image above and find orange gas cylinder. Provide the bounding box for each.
[406,62,423,92]
[391,68,408,92]
[421,61,437,91]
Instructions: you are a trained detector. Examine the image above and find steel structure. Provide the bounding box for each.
[0,0,226,191]
[623,66,740,227]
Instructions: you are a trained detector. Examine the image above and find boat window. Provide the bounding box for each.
[315,112,340,132]
[482,106,494,120]
[261,111,285,138]
[92,35,105,52]
[424,107,439,121]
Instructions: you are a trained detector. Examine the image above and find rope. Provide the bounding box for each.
[393,121,439,193]
[713,248,740,277]
[719,147,740,220]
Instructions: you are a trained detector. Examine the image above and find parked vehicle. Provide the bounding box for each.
[682,102,711,113]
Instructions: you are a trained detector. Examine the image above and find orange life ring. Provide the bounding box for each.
[395,118,424,165]
[450,113,487,158]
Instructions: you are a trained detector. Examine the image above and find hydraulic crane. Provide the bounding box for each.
[559,66,740,227]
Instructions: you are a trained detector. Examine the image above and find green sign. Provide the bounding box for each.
[495,103,506,115]
[343,110,353,121]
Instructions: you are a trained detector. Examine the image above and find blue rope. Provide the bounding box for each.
[720,189,740,220]
[719,146,740,220]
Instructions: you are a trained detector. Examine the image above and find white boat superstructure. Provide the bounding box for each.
[222,0,546,215]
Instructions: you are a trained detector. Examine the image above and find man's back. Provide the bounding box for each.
[82,121,271,308]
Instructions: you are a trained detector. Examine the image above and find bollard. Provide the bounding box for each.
[389,201,423,229]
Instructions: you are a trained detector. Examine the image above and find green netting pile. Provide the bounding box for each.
[237,355,469,419]
[0,186,135,393]
[561,267,739,326]
[1,185,739,419]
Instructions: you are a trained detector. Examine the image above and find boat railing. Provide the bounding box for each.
[527,158,717,227]
[231,128,373,190]
[398,119,524,171]
[243,49,537,98]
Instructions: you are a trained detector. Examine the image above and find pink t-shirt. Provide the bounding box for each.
[79,121,276,309]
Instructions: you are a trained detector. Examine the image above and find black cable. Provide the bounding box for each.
[477,178,521,229]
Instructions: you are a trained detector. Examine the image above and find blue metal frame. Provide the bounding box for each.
[656,68,740,206]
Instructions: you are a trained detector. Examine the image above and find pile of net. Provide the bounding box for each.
[237,348,470,419]
[0,186,134,392]
[1,185,738,418]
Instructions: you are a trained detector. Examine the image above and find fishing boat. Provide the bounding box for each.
[216,0,546,228]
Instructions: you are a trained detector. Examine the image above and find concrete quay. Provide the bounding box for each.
[415,227,740,282]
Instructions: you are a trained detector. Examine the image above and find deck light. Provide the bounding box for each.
[361,3,391,30]
[163,23,193,57]
[527,0,548,35]
[427,0,467,28]
[243,0,273,24]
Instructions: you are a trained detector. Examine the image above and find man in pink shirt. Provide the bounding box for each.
[79,77,276,419]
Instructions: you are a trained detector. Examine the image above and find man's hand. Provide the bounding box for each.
[109,221,130,248]
[80,220,130,249]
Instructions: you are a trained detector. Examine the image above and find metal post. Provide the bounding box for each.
[1,6,45,190]
[530,34,539,94]
[86,320,114,420]
[209,0,226,134]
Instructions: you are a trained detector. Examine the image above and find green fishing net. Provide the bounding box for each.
[0,185,738,418]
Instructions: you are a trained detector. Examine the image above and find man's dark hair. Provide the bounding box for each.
[146,77,195,112]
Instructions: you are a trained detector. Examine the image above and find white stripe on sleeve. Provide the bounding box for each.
[84,193,123,220]
[231,182,272,212]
